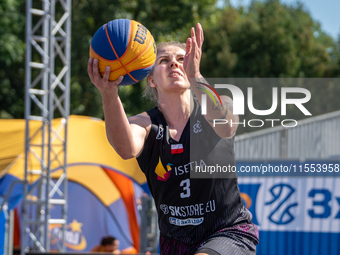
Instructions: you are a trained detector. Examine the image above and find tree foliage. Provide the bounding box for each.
[0,0,339,121]
[199,0,340,133]
[0,0,25,118]
[69,0,217,118]
[201,0,336,78]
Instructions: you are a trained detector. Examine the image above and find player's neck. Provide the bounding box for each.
[158,92,193,129]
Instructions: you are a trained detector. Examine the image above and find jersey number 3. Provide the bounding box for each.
[180,179,191,198]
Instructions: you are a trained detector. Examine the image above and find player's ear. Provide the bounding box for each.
[149,75,156,88]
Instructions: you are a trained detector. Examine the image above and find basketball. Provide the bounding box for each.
[89,19,156,86]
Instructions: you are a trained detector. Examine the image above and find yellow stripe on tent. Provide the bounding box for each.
[0,116,146,185]
[51,164,120,206]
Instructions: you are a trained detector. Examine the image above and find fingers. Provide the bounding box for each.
[183,38,192,69]
[92,58,100,78]
[88,58,122,88]
[88,57,94,79]
[196,23,204,48]
[184,24,203,79]
[191,27,197,53]
[116,75,124,85]
[191,26,195,39]
[103,65,111,81]
[187,23,204,50]
[88,58,104,84]
[185,38,192,56]
[101,65,124,86]
[187,24,203,56]
[190,24,204,53]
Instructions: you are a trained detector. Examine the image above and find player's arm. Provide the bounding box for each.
[184,24,238,138]
[191,80,239,138]
[88,58,150,159]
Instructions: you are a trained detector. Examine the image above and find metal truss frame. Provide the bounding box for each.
[22,0,71,253]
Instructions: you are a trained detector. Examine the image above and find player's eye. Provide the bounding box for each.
[159,59,168,64]
[178,57,184,62]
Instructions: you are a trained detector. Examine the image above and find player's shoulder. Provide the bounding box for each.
[128,111,151,128]
[220,95,233,103]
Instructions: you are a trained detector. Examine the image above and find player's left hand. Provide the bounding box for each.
[183,23,204,79]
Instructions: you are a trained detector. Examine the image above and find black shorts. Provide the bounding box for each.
[160,222,259,255]
[194,235,256,255]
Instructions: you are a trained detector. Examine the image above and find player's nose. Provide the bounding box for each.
[169,59,179,68]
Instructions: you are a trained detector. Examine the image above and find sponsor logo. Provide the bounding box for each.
[160,200,216,217]
[134,24,148,44]
[169,217,204,226]
[156,126,163,140]
[193,120,202,133]
[50,219,87,251]
[160,204,169,215]
[154,157,172,181]
[174,159,207,176]
[239,180,340,232]
[265,183,298,225]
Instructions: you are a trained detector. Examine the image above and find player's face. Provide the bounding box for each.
[149,46,189,94]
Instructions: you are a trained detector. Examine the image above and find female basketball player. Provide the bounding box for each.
[88,23,259,255]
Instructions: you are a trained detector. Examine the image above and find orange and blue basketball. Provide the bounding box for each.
[89,19,156,86]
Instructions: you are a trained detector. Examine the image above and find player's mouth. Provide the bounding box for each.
[169,71,182,78]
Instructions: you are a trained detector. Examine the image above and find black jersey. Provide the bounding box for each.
[137,98,254,247]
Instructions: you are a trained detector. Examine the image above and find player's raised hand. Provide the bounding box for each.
[183,23,204,79]
[87,57,123,95]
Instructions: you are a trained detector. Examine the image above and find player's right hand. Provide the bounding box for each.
[87,57,124,95]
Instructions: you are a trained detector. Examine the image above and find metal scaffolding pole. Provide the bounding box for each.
[22,0,71,254]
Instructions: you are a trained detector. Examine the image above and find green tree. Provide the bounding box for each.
[199,0,340,134]
[70,0,218,118]
[0,0,26,118]
[325,35,340,77]
[0,0,218,119]
[1,0,339,121]
[201,0,335,78]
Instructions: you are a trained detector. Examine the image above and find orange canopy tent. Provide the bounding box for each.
[0,115,148,252]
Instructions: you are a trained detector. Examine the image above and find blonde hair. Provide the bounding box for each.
[143,41,186,103]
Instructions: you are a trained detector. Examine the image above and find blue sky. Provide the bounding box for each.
[219,0,340,40]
